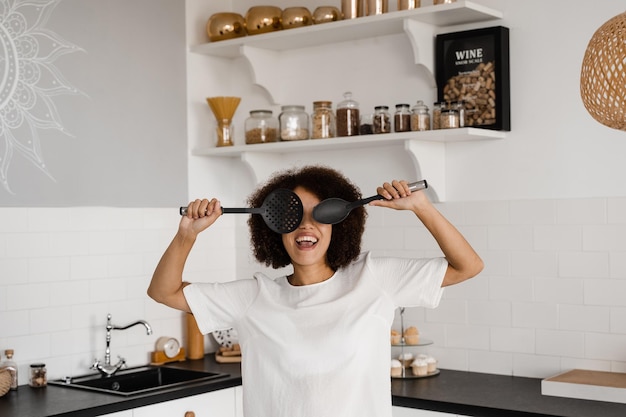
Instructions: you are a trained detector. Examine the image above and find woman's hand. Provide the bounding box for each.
[180,198,223,237]
[369,180,428,211]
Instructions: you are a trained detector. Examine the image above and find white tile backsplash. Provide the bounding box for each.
[1,198,626,384]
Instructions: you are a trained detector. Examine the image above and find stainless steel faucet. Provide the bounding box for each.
[91,313,153,377]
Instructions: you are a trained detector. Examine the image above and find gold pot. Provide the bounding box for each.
[206,12,247,42]
[313,6,342,24]
[245,6,282,35]
[282,7,312,29]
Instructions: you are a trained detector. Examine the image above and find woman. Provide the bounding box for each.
[148,165,482,417]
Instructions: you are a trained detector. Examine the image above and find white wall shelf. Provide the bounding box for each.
[190,1,502,103]
[192,128,505,201]
[189,1,504,201]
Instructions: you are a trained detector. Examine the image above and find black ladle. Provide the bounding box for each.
[179,188,303,234]
[312,180,428,225]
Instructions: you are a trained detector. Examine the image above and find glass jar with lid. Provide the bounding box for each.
[410,101,430,131]
[336,92,360,137]
[394,103,412,132]
[29,363,47,388]
[279,105,309,140]
[432,102,443,130]
[373,105,391,134]
[452,100,466,127]
[440,105,460,129]
[245,110,278,144]
[311,101,336,139]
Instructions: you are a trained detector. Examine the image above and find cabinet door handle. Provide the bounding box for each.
[184,412,195,417]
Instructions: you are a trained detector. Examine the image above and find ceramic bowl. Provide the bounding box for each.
[206,12,247,42]
[281,7,313,29]
[245,6,282,35]
[313,6,342,24]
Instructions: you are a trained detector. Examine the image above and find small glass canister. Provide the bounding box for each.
[29,363,47,388]
[311,101,336,139]
[336,92,360,137]
[411,101,430,131]
[432,102,442,130]
[279,105,309,140]
[360,113,374,135]
[433,0,456,4]
[373,106,391,134]
[394,104,412,132]
[440,105,460,129]
[452,100,466,127]
[245,110,278,144]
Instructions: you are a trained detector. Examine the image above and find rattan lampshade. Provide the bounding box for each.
[580,11,626,131]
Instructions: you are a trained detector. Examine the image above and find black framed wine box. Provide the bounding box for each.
[435,26,510,131]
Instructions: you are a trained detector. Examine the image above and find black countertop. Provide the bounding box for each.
[2,356,626,417]
[392,369,626,417]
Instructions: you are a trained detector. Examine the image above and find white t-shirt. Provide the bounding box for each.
[183,252,447,417]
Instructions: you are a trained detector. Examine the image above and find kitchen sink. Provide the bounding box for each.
[48,365,229,396]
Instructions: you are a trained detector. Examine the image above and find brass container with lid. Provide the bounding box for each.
[245,6,282,35]
[206,13,247,42]
[313,6,342,24]
[282,7,312,29]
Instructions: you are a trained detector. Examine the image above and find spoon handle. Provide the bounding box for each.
[349,180,428,207]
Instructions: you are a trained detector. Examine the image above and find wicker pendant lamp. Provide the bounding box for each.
[580,11,626,131]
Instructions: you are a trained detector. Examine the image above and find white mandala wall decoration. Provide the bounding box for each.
[0,0,83,193]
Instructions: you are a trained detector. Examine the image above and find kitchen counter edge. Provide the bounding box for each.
[2,356,626,417]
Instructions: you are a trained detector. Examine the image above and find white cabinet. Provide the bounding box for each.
[133,388,236,417]
[189,1,505,201]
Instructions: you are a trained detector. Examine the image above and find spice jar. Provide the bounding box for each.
[336,92,360,137]
[432,102,442,130]
[452,100,466,127]
[279,105,309,140]
[440,105,460,129]
[434,0,456,4]
[29,363,47,388]
[311,101,336,139]
[245,110,278,144]
[410,101,430,131]
[394,104,412,132]
[373,106,391,134]
[360,113,373,135]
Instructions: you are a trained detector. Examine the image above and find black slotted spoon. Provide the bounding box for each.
[179,188,303,234]
[312,180,428,225]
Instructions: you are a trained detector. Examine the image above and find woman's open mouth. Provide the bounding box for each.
[295,235,318,249]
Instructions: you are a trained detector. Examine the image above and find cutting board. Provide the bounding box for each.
[542,369,626,404]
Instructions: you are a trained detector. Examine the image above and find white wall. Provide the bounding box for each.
[1,0,625,386]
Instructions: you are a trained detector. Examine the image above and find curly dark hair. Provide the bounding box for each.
[247,165,366,271]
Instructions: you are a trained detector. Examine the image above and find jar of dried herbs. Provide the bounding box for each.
[311,101,336,139]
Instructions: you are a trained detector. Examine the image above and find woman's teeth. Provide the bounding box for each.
[296,236,318,247]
